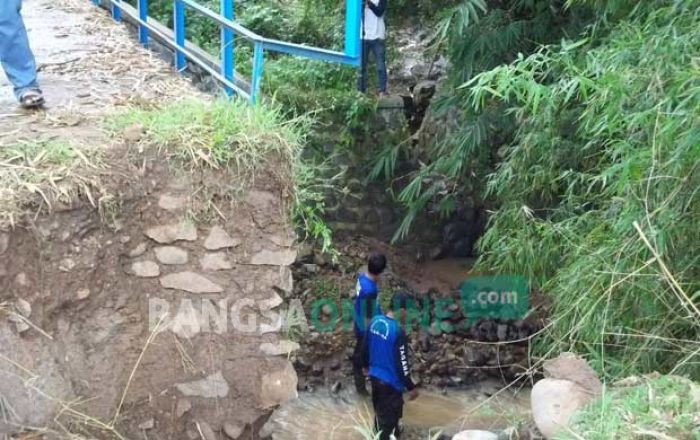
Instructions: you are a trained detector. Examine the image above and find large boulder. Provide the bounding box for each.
[258,361,298,409]
[452,430,498,440]
[543,352,602,395]
[531,378,597,438]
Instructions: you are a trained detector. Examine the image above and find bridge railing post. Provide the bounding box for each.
[112,0,122,22]
[221,0,235,96]
[344,0,361,63]
[138,0,149,47]
[251,41,264,104]
[174,0,186,71]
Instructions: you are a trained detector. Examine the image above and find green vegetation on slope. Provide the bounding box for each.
[561,375,700,439]
[465,1,700,378]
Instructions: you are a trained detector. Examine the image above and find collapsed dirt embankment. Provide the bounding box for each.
[0,140,304,439]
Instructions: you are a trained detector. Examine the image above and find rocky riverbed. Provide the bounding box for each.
[286,237,547,402]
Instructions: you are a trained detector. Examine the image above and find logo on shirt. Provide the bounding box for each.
[369,319,390,340]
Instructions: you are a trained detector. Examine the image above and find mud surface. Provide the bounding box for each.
[267,381,531,440]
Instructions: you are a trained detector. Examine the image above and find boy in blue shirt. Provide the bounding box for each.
[352,252,387,396]
[360,292,418,440]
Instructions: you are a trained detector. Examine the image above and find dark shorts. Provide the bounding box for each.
[370,377,403,440]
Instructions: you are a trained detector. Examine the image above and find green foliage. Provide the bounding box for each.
[560,375,700,439]
[467,1,700,378]
[373,0,592,241]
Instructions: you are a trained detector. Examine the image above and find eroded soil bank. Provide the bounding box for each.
[0,153,301,439]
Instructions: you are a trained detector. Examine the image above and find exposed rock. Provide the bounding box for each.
[160,272,223,293]
[259,293,283,311]
[223,422,244,439]
[259,361,298,408]
[128,242,148,257]
[321,304,333,316]
[14,272,28,286]
[543,352,602,395]
[413,80,437,109]
[0,232,8,255]
[200,253,233,271]
[531,378,596,439]
[331,381,342,394]
[8,299,32,333]
[176,371,230,398]
[59,258,76,272]
[76,288,91,300]
[260,340,300,356]
[204,226,240,250]
[268,233,294,248]
[428,321,443,337]
[312,253,328,266]
[377,94,404,109]
[131,260,160,278]
[276,266,293,293]
[138,418,155,430]
[452,431,498,440]
[302,264,320,274]
[197,421,217,440]
[176,398,192,418]
[258,420,275,438]
[158,194,188,212]
[250,249,297,266]
[154,246,189,265]
[145,222,197,244]
[295,243,314,263]
[15,299,31,318]
[169,308,202,339]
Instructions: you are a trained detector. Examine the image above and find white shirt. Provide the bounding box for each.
[363,0,386,41]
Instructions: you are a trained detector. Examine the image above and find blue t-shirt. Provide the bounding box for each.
[353,273,381,336]
[363,314,416,393]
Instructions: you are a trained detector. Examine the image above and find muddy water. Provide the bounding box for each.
[267,381,530,439]
[402,258,477,293]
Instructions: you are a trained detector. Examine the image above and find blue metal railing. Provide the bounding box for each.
[91,0,362,104]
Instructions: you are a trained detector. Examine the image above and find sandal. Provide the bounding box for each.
[19,89,45,109]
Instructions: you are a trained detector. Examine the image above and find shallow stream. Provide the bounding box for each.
[267,381,530,439]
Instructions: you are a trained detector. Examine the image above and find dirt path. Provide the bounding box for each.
[0,0,192,145]
[1,1,300,439]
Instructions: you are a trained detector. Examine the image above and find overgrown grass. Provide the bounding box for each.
[109,98,303,174]
[109,98,339,252]
[0,139,107,228]
[465,2,700,378]
[560,375,700,439]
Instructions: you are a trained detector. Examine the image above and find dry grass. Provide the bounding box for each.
[0,138,109,229]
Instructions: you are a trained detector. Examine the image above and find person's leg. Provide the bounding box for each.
[352,335,369,396]
[357,39,370,93]
[0,0,41,100]
[371,379,402,440]
[373,39,388,94]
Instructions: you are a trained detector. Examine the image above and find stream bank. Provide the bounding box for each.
[273,236,548,438]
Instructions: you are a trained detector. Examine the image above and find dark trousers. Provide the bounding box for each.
[358,39,387,93]
[352,334,367,394]
[370,378,403,440]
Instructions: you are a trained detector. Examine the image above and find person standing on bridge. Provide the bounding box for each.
[358,0,388,96]
[360,292,419,440]
[0,0,44,108]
